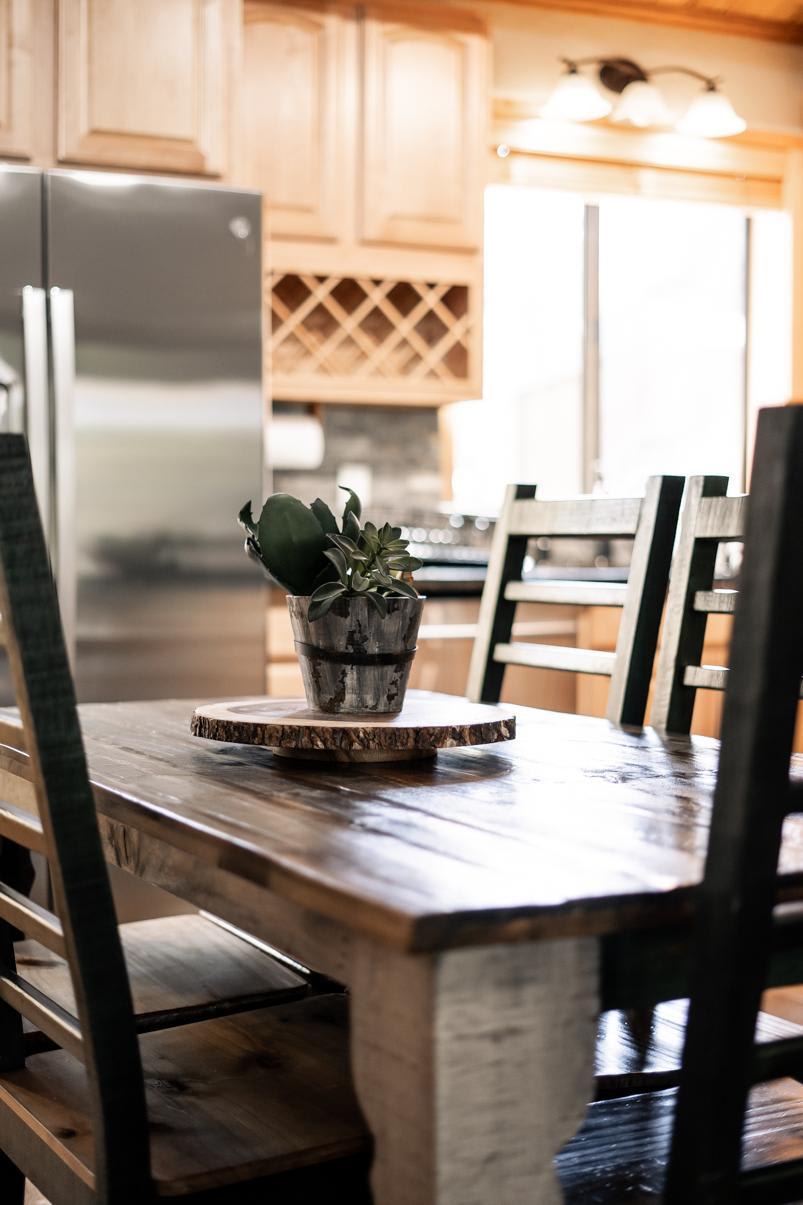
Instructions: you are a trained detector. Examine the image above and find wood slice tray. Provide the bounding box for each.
[191,692,516,763]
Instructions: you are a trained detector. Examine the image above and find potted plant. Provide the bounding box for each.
[239,487,424,715]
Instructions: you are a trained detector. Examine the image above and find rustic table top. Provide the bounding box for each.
[4,691,802,952]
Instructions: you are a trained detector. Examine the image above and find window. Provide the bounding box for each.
[449,185,792,513]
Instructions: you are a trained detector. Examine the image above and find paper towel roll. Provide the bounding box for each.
[268,414,325,470]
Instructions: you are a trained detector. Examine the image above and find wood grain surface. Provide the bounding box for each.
[2,691,803,953]
[0,995,368,1196]
[191,693,516,762]
[14,914,307,1028]
[557,1079,803,1202]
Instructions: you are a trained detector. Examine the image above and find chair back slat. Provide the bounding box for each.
[468,475,684,725]
[0,806,46,854]
[693,589,737,614]
[695,493,747,540]
[0,972,83,1059]
[508,496,643,537]
[504,580,628,607]
[0,434,151,1201]
[0,765,38,814]
[651,476,743,733]
[682,664,729,692]
[664,405,803,1202]
[0,882,65,955]
[494,643,616,677]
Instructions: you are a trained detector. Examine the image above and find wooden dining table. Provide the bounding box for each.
[4,689,803,1205]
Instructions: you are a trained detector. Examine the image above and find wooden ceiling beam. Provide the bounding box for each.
[487,0,803,46]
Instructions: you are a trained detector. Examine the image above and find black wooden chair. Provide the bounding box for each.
[0,440,315,1038]
[0,434,370,1204]
[558,404,803,1202]
[466,476,683,725]
[651,473,803,733]
[651,475,746,733]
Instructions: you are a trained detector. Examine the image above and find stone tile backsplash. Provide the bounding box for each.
[272,404,442,515]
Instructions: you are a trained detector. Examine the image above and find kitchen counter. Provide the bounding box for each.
[414,563,630,598]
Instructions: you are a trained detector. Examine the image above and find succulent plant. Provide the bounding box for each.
[239,486,423,621]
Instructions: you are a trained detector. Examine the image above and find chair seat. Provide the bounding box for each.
[596,999,803,1096]
[0,994,370,1199]
[557,1077,803,1202]
[15,913,308,1032]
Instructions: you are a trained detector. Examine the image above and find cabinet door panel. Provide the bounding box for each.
[239,2,354,241]
[361,6,488,250]
[58,0,233,175]
[0,0,33,157]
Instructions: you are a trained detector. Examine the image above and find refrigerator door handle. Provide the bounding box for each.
[21,285,51,542]
[48,286,77,664]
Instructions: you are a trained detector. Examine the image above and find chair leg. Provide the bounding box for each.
[0,1151,24,1205]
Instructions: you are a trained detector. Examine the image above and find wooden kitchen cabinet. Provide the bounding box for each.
[360,4,487,252]
[0,0,53,161]
[240,1,487,252]
[239,2,356,241]
[240,0,488,406]
[58,0,237,175]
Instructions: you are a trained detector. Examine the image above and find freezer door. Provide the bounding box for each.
[45,171,265,702]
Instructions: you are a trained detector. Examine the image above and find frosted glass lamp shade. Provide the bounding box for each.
[612,80,672,128]
[541,71,612,122]
[675,87,746,138]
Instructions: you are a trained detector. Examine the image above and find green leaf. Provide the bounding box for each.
[310,497,339,535]
[329,532,359,555]
[343,509,361,543]
[339,485,362,526]
[243,535,266,573]
[310,580,346,601]
[324,546,349,585]
[238,501,259,540]
[312,561,340,589]
[257,493,329,596]
[387,555,424,573]
[308,582,346,621]
[386,576,419,599]
[351,570,370,592]
[365,590,388,618]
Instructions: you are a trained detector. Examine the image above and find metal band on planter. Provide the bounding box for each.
[293,641,417,667]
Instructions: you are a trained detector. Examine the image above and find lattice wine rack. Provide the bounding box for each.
[267,272,479,405]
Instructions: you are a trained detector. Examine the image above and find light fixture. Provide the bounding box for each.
[540,60,612,123]
[675,82,747,138]
[613,80,673,129]
[543,57,746,138]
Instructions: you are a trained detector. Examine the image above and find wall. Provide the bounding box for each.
[468,2,803,133]
[467,2,803,391]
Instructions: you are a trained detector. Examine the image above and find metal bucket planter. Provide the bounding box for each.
[287,594,424,715]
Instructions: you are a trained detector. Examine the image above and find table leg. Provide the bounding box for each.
[350,936,599,1205]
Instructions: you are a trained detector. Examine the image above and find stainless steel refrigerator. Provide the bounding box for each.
[0,166,265,703]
